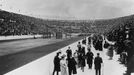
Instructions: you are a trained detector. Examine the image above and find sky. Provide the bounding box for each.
[0,0,134,20]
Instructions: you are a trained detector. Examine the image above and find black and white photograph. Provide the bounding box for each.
[0,0,134,75]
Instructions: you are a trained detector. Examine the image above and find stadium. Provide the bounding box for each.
[0,0,134,75]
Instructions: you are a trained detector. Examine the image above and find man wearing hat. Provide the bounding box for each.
[94,53,103,75]
[53,52,61,75]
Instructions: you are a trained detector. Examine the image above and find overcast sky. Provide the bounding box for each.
[0,0,134,20]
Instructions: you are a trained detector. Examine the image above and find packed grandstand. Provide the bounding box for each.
[0,9,134,41]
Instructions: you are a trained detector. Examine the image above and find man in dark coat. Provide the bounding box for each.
[94,53,103,75]
[67,55,77,75]
[95,40,103,51]
[88,36,91,45]
[126,55,134,75]
[77,42,82,52]
[66,46,72,59]
[81,46,86,72]
[86,48,94,69]
[53,52,61,75]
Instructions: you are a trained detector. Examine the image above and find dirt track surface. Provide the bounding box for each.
[0,36,84,74]
[0,38,64,56]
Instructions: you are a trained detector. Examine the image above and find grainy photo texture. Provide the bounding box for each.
[0,0,134,75]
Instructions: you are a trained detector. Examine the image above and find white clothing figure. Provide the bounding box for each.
[60,55,68,75]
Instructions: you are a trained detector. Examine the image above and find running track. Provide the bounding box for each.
[0,36,84,74]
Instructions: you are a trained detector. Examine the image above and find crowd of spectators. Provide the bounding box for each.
[106,17,134,75]
[0,10,45,36]
[0,10,114,36]
[0,9,134,38]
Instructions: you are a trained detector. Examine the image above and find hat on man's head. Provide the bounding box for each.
[97,53,100,55]
[56,51,61,55]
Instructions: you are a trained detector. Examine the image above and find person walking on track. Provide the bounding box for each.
[67,55,77,75]
[66,46,72,60]
[77,42,82,52]
[86,48,94,69]
[53,52,61,75]
[94,53,103,75]
[60,54,68,75]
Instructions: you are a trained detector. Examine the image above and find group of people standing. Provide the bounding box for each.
[53,37,103,75]
[77,41,103,75]
[92,35,103,51]
[52,47,77,75]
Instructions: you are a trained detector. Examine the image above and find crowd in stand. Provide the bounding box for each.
[53,37,103,75]
[0,10,52,36]
[0,10,113,36]
[106,22,134,75]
